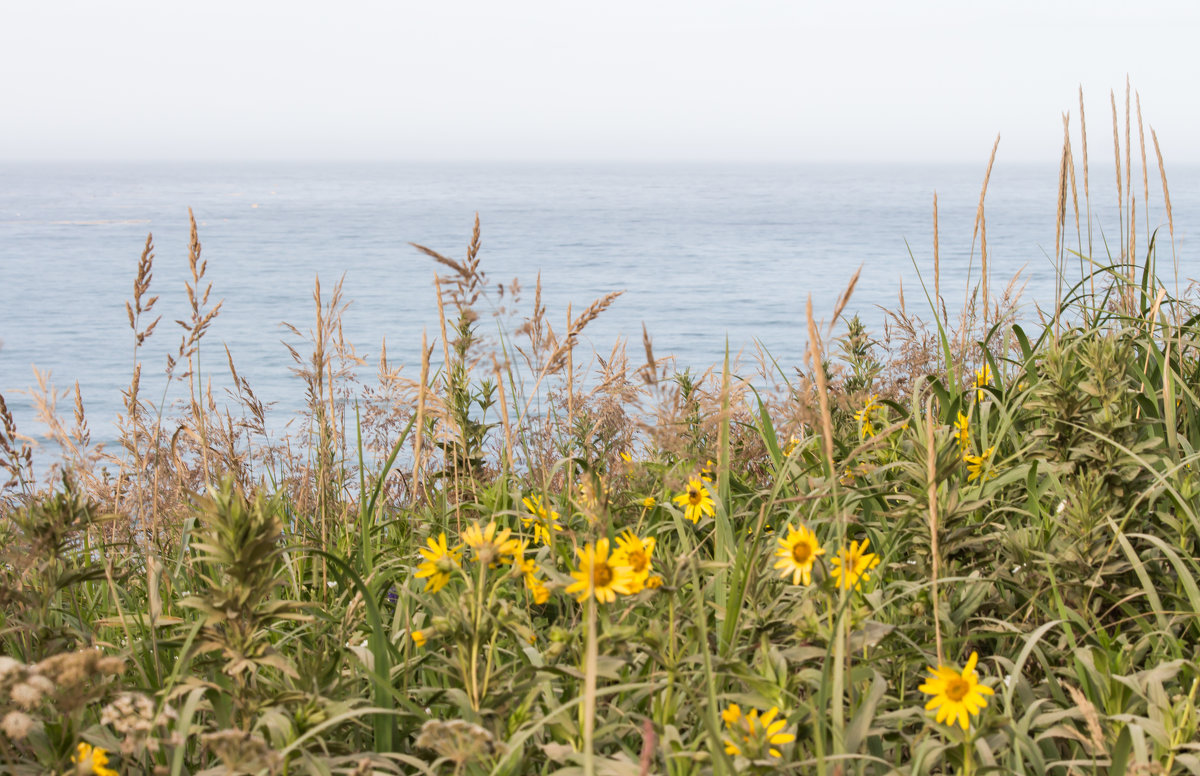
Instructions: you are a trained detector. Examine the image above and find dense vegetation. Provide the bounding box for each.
[2,93,1197,775]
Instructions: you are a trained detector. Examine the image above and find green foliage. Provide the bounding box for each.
[182,480,307,720]
[6,209,1200,775]
[0,478,108,660]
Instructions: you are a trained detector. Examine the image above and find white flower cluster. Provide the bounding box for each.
[415,718,505,765]
[0,655,51,741]
[101,691,178,754]
[0,649,127,743]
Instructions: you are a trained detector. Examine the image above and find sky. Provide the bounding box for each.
[2,0,1199,163]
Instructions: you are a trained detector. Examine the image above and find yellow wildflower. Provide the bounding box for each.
[829,536,881,591]
[521,495,563,546]
[974,364,991,402]
[73,742,118,776]
[721,704,794,759]
[955,412,970,455]
[511,539,550,603]
[773,523,824,585]
[411,630,427,647]
[462,520,520,568]
[415,532,460,593]
[854,394,883,439]
[527,576,550,604]
[964,446,997,482]
[611,530,655,593]
[672,477,716,524]
[510,538,537,577]
[919,651,994,730]
[564,539,636,604]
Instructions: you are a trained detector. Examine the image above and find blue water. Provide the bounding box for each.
[1,161,1194,467]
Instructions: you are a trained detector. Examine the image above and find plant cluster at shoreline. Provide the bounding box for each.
[1,85,1199,775]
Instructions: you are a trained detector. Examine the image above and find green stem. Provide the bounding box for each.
[831,596,847,751]
[469,562,488,710]
[1165,676,1200,774]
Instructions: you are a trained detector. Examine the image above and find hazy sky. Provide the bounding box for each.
[3,0,1198,163]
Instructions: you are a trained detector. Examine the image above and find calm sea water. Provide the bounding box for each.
[1,161,1195,466]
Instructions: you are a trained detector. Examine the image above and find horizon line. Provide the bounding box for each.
[3,155,1180,167]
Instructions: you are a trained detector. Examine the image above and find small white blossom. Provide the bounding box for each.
[9,683,41,709]
[1,711,33,740]
[0,657,23,681]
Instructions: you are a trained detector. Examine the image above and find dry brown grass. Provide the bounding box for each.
[933,192,940,306]
[1,198,1022,541]
[1079,86,1094,266]
[0,83,1179,547]
[1110,89,1124,263]
[1151,126,1176,294]
[964,134,1001,365]
[0,394,32,501]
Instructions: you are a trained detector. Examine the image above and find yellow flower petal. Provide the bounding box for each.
[918,651,991,730]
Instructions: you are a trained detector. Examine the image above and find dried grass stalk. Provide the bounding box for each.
[1079,86,1094,267]
[1064,684,1107,757]
[1110,90,1124,262]
[933,192,940,310]
[828,264,862,336]
[1055,114,1070,333]
[1137,92,1150,248]
[1150,127,1176,291]
[414,332,430,497]
[1125,77,1133,282]
[971,135,1001,246]
[805,296,834,473]
[492,354,512,468]
[965,134,1000,359]
[543,291,623,376]
[640,324,657,386]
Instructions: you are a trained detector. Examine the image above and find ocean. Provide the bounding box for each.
[1,161,1194,468]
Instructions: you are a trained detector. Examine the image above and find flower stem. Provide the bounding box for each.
[469,562,488,711]
[583,594,597,776]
